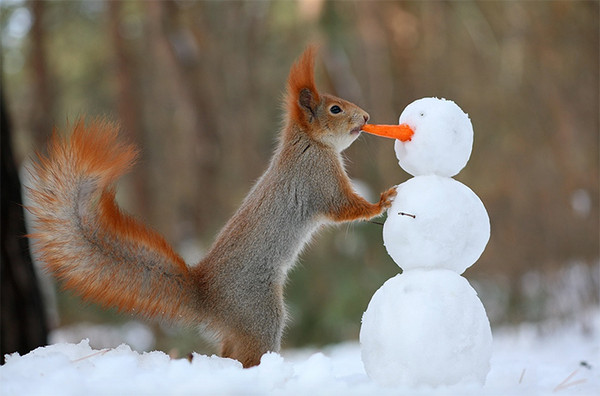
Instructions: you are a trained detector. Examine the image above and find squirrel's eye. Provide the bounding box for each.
[330,105,342,114]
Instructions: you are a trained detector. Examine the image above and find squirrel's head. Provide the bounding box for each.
[285,46,369,152]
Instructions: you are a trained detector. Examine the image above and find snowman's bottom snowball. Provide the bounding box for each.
[359,270,492,387]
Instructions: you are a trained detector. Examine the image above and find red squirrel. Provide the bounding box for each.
[27,47,397,368]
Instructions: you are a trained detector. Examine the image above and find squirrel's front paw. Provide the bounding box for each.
[379,187,398,210]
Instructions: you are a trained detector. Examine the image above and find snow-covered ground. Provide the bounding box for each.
[1,311,598,396]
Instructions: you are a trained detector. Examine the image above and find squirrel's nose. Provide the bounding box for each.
[363,113,370,123]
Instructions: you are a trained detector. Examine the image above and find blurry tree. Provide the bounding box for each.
[107,0,148,217]
[1,94,48,363]
[27,0,53,147]
[1,0,597,352]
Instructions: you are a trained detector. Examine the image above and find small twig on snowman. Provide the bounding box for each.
[398,212,416,219]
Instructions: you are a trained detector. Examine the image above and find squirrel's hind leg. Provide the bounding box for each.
[220,331,276,368]
[218,300,284,368]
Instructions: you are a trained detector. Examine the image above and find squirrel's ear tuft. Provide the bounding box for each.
[286,45,320,125]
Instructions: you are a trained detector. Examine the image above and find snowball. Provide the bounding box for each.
[395,97,473,177]
[383,175,489,274]
[360,270,492,387]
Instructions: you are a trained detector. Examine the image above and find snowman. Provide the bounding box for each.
[359,98,492,387]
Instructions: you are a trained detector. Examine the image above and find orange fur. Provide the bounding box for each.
[330,180,397,222]
[286,45,320,129]
[27,119,201,324]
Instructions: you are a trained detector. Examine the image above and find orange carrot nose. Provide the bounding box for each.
[362,124,414,141]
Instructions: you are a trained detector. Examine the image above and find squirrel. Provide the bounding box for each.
[27,47,397,368]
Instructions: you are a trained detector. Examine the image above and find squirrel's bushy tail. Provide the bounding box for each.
[27,119,201,324]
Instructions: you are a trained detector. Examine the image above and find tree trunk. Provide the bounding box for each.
[1,95,49,364]
[28,0,53,147]
[107,0,149,218]
[144,0,220,240]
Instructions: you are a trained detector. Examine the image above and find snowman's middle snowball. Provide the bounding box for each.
[383,175,490,274]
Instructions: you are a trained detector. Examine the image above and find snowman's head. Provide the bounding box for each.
[394,98,473,177]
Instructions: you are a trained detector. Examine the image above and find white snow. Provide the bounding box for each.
[394,97,473,177]
[1,313,598,396]
[360,270,492,387]
[382,175,490,274]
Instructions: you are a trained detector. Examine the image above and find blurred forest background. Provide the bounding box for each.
[1,0,598,356]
